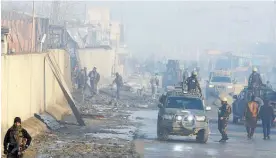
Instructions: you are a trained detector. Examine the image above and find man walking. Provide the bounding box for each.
[259,99,275,139]
[113,72,123,99]
[244,95,259,139]
[150,73,159,99]
[88,67,100,95]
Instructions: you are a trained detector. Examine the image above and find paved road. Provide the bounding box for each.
[131,110,276,158]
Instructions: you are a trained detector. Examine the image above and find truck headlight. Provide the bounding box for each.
[209,85,214,88]
[163,114,173,120]
[176,115,183,121]
[227,85,233,88]
[195,116,206,121]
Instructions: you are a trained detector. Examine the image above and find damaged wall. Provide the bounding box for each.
[1,49,72,133]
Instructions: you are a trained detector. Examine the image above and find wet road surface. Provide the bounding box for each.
[131,110,276,158]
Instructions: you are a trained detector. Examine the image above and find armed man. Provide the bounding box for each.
[218,97,232,142]
[248,67,263,97]
[185,71,202,96]
[3,117,32,157]
[244,95,259,139]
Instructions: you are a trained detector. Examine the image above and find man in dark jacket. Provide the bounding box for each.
[185,71,202,96]
[113,72,123,99]
[248,67,263,97]
[89,67,100,95]
[259,100,275,139]
[3,117,32,157]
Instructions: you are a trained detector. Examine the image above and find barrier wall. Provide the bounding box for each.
[78,48,114,79]
[1,49,72,132]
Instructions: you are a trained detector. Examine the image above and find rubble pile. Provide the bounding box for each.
[29,84,151,157]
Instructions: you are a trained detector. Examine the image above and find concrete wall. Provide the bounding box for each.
[78,48,114,78]
[78,48,125,83]
[1,49,72,133]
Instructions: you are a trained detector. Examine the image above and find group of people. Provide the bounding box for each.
[74,66,124,99]
[217,94,275,142]
[74,66,100,95]
[217,67,275,142]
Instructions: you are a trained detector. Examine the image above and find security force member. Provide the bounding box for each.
[248,67,263,96]
[259,99,275,140]
[244,95,259,139]
[185,71,202,96]
[218,97,232,142]
[3,117,32,157]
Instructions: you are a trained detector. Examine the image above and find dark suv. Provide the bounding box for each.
[157,90,211,143]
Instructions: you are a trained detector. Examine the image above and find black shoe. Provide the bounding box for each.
[224,137,229,140]
[263,137,267,140]
[267,136,270,139]
[219,138,225,142]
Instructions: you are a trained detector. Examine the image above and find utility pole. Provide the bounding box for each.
[31,1,35,52]
[50,0,61,25]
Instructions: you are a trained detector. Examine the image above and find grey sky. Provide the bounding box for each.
[2,1,276,58]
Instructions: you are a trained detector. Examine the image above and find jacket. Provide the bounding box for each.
[218,104,232,119]
[245,101,259,118]
[259,104,275,122]
[4,126,32,151]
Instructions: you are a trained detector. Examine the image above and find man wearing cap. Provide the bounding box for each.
[248,67,263,97]
[88,67,100,95]
[218,97,232,142]
[185,71,202,96]
[3,117,32,157]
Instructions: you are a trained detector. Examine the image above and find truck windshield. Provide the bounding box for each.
[166,97,204,110]
[211,76,231,83]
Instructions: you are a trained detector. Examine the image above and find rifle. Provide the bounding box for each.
[9,137,27,157]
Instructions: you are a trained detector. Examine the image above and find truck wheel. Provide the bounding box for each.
[196,129,209,143]
[233,116,239,124]
[158,128,169,141]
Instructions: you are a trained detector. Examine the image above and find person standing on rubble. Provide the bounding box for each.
[150,73,159,99]
[88,67,100,95]
[78,69,86,90]
[84,67,88,84]
[113,72,123,99]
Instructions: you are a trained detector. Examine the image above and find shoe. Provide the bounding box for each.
[267,136,270,139]
[263,137,267,140]
[224,137,229,140]
[219,138,225,142]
